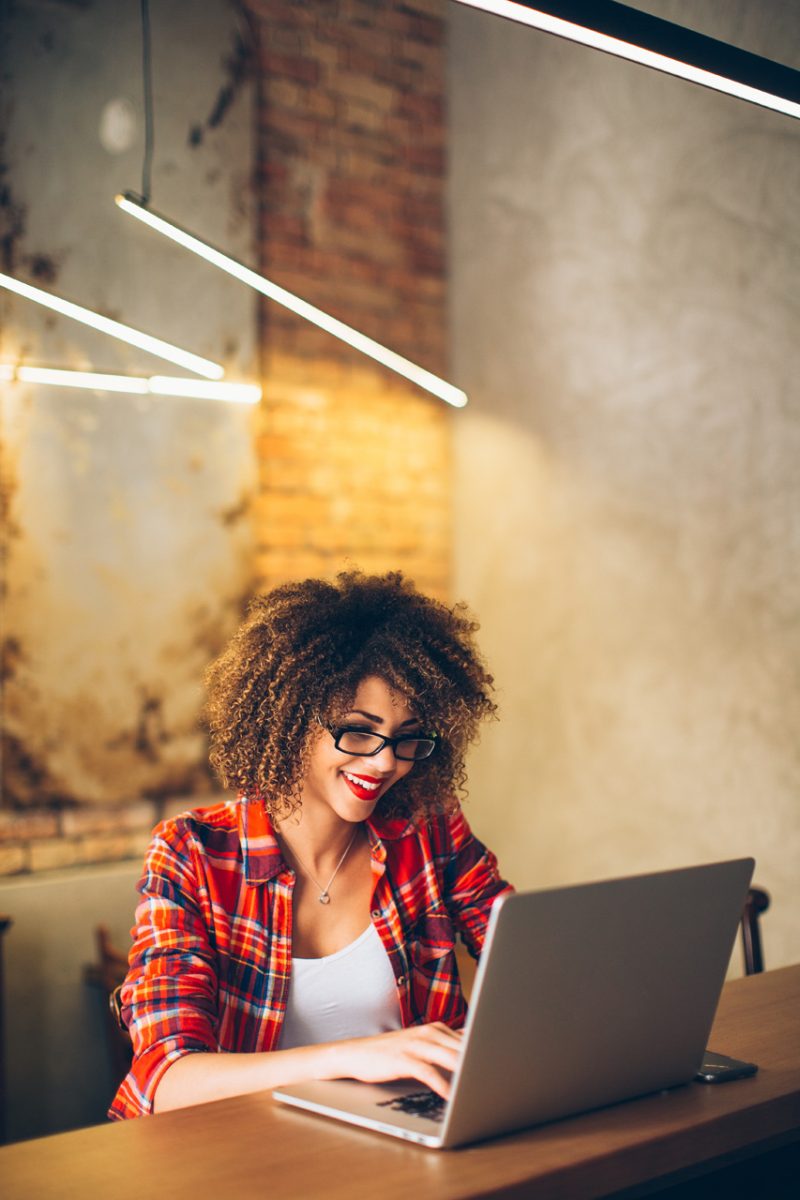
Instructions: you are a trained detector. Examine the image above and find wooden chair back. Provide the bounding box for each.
[740,886,770,975]
[83,925,132,1085]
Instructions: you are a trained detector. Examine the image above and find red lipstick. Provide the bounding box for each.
[342,771,382,801]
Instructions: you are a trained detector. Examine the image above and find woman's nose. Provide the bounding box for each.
[365,743,397,772]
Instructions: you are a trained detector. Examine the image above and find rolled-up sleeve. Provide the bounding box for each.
[109,820,220,1120]
[438,807,513,958]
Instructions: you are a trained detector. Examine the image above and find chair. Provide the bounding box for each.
[0,915,12,1144]
[83,925,132,1085]
[741,886,770,975]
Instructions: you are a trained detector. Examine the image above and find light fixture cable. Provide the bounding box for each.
[138,0,154,204]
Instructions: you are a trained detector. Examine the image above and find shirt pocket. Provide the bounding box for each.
[408,909,464,1026]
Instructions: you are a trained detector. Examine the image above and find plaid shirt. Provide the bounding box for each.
[109,798,511,1120]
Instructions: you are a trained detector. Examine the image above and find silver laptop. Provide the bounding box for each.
[273,857,755,1149]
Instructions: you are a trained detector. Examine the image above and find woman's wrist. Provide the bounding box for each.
[308,1036,355,1082]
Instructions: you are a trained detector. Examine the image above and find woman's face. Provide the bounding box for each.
[299,675,419,825]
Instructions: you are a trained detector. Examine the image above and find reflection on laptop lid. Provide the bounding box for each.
[273,857,755,1149]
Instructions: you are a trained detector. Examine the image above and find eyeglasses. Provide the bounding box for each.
[320,720,437,762]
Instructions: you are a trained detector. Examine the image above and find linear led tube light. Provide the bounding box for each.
[1,364,260,404]
[148,375,261,403]
[453,0,800,120]
[0,271,225,380]
[116,192,468,408]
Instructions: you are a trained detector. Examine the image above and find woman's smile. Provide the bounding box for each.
[341,770,384,800]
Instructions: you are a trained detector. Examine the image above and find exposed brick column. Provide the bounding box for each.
[247,0,452,599]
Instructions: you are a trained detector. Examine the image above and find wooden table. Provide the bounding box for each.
[2,964,798,1199]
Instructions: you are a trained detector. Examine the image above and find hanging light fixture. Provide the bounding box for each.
[116,193,468,409]
[0,271,224,380]
[452,0,800,120]
[115,0,467,409]
[2,0,262,406]
[0,362,260,404]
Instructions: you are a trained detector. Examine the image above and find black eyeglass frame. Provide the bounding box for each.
[318,718,438,762]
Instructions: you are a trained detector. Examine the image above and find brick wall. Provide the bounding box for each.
[0,0,452,875]
[0,798,224,877]
[250,0,452,599]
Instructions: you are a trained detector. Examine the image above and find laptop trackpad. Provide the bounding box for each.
[273,1078,446,1144]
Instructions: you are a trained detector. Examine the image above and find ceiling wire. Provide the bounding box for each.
[139,0,154,204]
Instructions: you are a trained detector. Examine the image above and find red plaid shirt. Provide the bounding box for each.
[109,798,511,1120]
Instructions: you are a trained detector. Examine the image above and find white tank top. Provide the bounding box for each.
[278,923,403,1050]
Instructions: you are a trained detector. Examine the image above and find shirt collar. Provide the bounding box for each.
[238,798,284,885]
[238,798,416,885]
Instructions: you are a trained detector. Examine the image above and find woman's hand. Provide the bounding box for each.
[328,1023,464,1099]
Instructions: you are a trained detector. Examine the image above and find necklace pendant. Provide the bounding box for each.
[319,892,331,905]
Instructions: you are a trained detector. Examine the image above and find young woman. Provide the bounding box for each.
[110,571,511,1119]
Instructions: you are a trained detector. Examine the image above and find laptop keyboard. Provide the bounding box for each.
[376,1089,446,1123]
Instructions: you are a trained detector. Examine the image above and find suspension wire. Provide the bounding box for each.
[139,0,154,203]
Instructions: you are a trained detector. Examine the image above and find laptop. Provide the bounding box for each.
[273,857,755,1149]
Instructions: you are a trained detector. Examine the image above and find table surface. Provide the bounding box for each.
[2,963,799,1200]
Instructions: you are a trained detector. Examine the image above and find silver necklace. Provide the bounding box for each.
[284,830,358,904]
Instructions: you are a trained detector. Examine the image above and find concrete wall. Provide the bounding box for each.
[1,0,258,810]
[449,1,800,972]
[0,0,255,1141]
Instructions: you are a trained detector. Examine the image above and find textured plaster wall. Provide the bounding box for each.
[0,0,257,1141]
[1,0,258,808]
[449,1,800,972]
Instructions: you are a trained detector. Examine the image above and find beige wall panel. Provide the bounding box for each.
[449,1,800,972]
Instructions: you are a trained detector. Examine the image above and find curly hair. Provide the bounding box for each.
[204,570,496,822]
